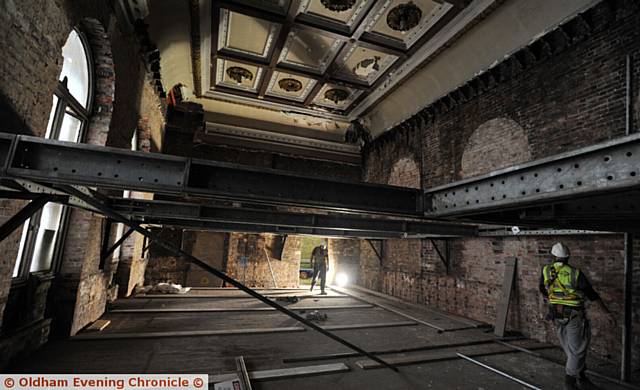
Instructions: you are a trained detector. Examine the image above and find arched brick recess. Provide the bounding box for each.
[80,18,115,147]
[388,157,421,189]
[460,117,531,178]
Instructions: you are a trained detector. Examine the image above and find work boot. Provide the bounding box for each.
[577,375,598,390]
[565,375,579,390]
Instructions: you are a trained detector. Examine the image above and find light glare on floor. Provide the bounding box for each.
[336,272,349,287]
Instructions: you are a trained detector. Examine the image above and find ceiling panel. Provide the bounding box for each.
[364,0,453,48]
[298,0,370,30]
[312,83,362,110]
[215,59,264,92]
[278,28,344,73]
[265,71,318,102]
[335,45,398,85]
[218,10,281,59]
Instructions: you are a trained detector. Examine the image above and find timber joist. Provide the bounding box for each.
[424,132,640,230]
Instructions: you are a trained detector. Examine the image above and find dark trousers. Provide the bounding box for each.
[310,266,326,292]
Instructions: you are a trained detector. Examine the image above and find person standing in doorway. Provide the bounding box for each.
[540,242,616,390]
[310,241,329,295]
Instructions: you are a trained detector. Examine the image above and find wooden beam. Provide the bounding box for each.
[494,258,516,337]
[321,321,417,331]
[109,304,374,313]
[210,363,350,384]
[72,327,306,340]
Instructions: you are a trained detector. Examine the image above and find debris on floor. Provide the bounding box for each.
[276,296,299,303]
[305,310,328,321]
[136,283,191,294]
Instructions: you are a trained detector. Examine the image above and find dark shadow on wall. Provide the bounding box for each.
[0,93,34,135]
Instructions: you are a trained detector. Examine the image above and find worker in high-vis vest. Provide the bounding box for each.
[539,242,616,390]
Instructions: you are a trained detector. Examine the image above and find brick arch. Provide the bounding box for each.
[461,117,531,179]
[388,155,421,189]
[78,18,115,147]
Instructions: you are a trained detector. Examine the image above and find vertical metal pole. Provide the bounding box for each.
[625,54,632,136]
[621,233,633,382]
[621,54,633,382]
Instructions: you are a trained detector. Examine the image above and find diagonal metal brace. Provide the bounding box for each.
[0,195,52,242]
[430,239,449,273]
[57,184,399,373]
[366,239,383,265]
[101,226,135,263]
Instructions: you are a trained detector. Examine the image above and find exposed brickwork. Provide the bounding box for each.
[360,0,640,374]
[226,234,301,288]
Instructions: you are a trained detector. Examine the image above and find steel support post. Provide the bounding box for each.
[57,184,399,372]
[622,232,633,382]
[0,195,51,242]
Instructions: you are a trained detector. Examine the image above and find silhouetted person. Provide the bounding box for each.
[310,241,328,295]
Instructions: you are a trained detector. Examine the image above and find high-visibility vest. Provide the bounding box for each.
[543,262,585,307]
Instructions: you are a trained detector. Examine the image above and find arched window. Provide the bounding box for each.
[12,29,93,279]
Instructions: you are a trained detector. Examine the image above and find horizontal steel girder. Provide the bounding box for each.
[0,133,421,215]
[110,198,477,238]
[424,132,640,218]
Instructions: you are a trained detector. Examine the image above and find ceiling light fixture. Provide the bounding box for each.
[226,66,253,84]
[387,1,422,32]
[324,88,349,104]
[320,0,356,12]
[278,78,303,92]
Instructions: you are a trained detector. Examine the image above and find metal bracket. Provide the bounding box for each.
[366,239,383,264]
[429,239,449,273]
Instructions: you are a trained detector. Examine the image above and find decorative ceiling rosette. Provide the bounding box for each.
[320,0,357,12]
[324,88,350,103]
[278,78,303,92]
[387,2,422,32]
[226,66,254,84]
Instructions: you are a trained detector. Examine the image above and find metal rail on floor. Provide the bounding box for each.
[56,184,399,372]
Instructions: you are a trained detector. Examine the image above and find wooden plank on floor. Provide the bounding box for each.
[108,304,374,314]
[136,294,348,299]
[321,321,417,331]
[85,319,111,332]
[356,343,555,369]
[282,339,499,363]
[494,258,517,337]
[72,327,306,340]
[209,363,350,384]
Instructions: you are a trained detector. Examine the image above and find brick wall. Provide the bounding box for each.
[360,0,640,373]
[0,0,166,367]
[226,234,301,288]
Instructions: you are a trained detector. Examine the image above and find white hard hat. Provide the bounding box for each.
[551,242,570,258]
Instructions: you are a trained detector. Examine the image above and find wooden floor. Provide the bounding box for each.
[10,285,633,390]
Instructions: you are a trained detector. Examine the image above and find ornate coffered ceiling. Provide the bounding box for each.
[203,0,466,119]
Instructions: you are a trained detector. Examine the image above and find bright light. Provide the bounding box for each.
[335,272,349,287]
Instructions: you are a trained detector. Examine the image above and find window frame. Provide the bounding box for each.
[11,28,94,285]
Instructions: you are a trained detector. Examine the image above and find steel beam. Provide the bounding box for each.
[101,227,135,264]
[424,132,640,219]
[56,184,399,372]
[1,134,422,215]
[109,198,476,238]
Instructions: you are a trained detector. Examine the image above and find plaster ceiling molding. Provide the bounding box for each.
[218,9,281,60]
[266,72,318,102]
[278,28,344,74]
[229,0,291,15]
[360,0,602,135]
[215,59,263,92]
[312,84,361,109]
[363,0,453,49]
[298,0,370,29]
[337,45,398,84]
